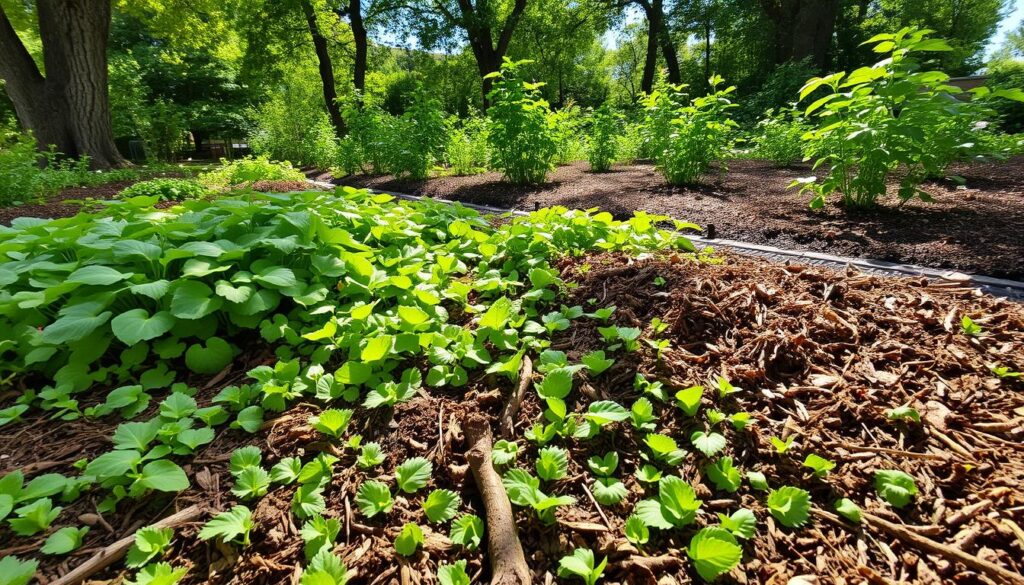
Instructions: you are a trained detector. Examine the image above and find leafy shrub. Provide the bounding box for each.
[199,156,306,189]
[549,103,588,165]
[0,121,139,205]
[486,59,557,184]
[588,103,620,172]
[445,115,490,176]
[645,75,738,185]
[751,108,807,166]
[615,122,644,163]
[390,85,447,180]
[0,123,42,205]
[118,178,208,201]
[795,27,1024,209]
[248,70,339,169]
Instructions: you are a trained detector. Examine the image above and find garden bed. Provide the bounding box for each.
[333,157,1024,281]
[6,248,1022,584]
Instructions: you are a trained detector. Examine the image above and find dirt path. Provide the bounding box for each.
[333,158,1024,280]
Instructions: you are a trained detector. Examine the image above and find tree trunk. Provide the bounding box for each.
[350,0,367,93]
[759,0,839,71]
[300,0,346,138]
[456,0,527,109]
[704,20,712,82]
[0,0,126,168]
[640,2,660,94]
[657,1,681,84]
[790,0,838,70]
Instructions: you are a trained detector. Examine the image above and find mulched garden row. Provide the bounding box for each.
[333,157,1024,281]
[4,250,1021,584]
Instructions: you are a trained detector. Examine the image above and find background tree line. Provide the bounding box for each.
[0,0,1018,168]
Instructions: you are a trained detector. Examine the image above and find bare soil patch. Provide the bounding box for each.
[333,157,1024,280]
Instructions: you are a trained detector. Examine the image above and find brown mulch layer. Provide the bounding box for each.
[332,158,1024,280]
[0,181,136,227]
[5,252,1023,584]
[244,180,323,192]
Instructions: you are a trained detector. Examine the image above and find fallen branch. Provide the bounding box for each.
[499,355,533,440]
[861,511,1024,585]
[464,412,531,585]
[50,504,205,585]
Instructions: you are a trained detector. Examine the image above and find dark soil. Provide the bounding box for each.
[8,251,1023,584]
[333,158,1024,281]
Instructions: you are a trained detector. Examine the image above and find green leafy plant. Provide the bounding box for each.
[766,486,811,528]
[395,457,433,493]
[581,350,614,376]
[588,103,620,172]
[301,550,349,585]
[691,431,727,458]
[356,481,393,518]
[794,27,1024,209]
[675,385,704,416]
[704,457,742,493]
[423,489,461,523]
[624,514,649,546]
[394,522,424,556]
[301,515,341,560]
[557,548,607,585]
[875,470,918,508]
[449,514,484,550]
[199,505,254,546]
[751,107,808,165]
[126,562,188,585]
[486,59,557,184]
[198,155,305,189]
[717,508,757,540]
[41,525,89,555]
[310,409,354,438]
[492,440,519,466]
[834,498,862,523]
[802,454,836,478]
[687,526,743,581]
[118,178,208,202]
[536,446,569,482]
[356,443,386,469]
[634,475,703,529]
[0,555,38,585]
[438,560,471,585]
[127,526,174,568]
[961,316,983,336]
[644,75,738,185]
[502,468,575,524]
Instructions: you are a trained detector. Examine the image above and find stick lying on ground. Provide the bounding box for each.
[499,355,533,440]
[50,504,205,585]
[464,412,531,585]
[861,511,1024,585]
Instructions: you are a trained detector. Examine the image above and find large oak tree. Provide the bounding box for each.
[0,0,126,167]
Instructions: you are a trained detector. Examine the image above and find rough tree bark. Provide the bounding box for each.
[300,0,347,138]
[636,0,679,94]
[0,0,126,168]
[436,0,527,107]
[349,0,367,93]
[759,0,840,71]
[299,0,348,139]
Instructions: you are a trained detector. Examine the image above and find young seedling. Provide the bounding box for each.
[557,548,607,585]
[199,506,254,547]
[766,486,811,528]
[875,470,918,508]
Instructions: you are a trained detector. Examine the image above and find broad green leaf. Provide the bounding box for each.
[423,489,461,523]
[111,309,175,346]
[687,527,742,581]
